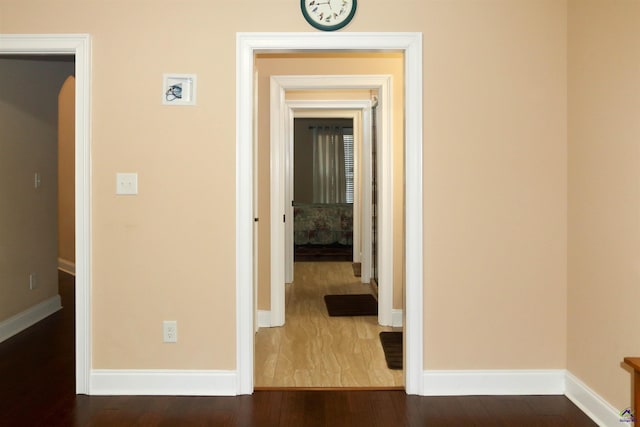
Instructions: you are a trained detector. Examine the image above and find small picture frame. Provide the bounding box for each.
[162,73,197,106]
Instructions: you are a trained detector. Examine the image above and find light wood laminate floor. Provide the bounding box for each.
[255,261,404,388]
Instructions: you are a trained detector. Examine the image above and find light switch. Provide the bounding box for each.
[116,173,138,195]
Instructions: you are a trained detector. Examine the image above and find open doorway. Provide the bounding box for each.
[255,104,406,387]
[0,55,75,309]
[0,54,75,390]
[236,32,423,395]
[0,34,92,395]
[292,117,355,264]
[262,71,398,329]
[245,42,416,386]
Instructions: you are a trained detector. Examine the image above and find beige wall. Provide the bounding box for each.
[255,53,405,311]
[0,57,74,321]
[567,0,640,410]
[0,1,570,374]
[422,1,568,369]
[58,75,75,264]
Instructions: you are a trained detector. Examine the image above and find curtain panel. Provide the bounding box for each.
[312,126,347,204]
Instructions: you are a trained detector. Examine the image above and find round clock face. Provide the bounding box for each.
[301,0,357,31]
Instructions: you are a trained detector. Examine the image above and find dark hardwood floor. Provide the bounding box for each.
[0,271,597,426]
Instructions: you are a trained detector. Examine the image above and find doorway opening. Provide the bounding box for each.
[0,34,92,394]
[292,117,356,264]
[265,74,394,329]
[256,63,401,388]
[236,32,423,395]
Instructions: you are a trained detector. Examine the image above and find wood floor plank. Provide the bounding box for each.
[0,271,598,427]
[255,261,403,388]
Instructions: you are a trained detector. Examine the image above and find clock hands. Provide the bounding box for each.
[302,0,355,30]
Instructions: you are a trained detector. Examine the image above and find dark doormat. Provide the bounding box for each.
[379,331,403,370]
[295,244,353,262]
[352,262,361,277]
[324,294,378,317]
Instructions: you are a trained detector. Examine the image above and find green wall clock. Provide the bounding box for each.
[301,0,357,32]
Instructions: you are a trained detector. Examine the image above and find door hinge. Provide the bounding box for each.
[283,214,286,222]
[254,217,259,222]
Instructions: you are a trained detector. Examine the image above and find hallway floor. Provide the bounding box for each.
[254,261,403,388]
[0,270,597,426]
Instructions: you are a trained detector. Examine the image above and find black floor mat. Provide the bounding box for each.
[295,244,352,262]
[323,294,378,316]
[379,331,403,370]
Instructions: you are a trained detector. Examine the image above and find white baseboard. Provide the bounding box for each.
[257,310,271,328]
[422,369,566,396]
[0,295,62,343]
[58,258,76,275]
[83,366,619,427]
[259,310,397,328]
[565,371,621,427]
[90,370,238,396]
[391,309,403,327]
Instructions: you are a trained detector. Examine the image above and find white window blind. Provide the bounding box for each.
[343,127,354,204]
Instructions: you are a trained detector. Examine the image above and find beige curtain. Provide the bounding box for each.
[312,126,346,204]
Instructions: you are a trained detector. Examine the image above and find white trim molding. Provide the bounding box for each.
[0,33,92,395]
[0,296,62,343]
[237,31,423,396]
[565,371,621,427]
[90,370,237,396]
[422,370,566,396]
[419,369,619,426]
[270,88,393,327]
[58,258,76,276]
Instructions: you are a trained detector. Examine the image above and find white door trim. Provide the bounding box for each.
[271,97,374,328]
[237,32,423,395]
[270,75,395,327]
[0,33,92,394]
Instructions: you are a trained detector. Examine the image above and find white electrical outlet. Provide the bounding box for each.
[163,320,177,343]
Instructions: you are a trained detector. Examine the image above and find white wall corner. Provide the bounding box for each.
[90,370,238,396]
[0,295,62,343]
[422,369,566,396]
[565,371,622,427]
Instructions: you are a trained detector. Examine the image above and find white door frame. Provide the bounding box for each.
[271,97,374,328]
[269,74,395,328]
[272,75,390,290]
[236,32,423,395]
[0,34,92,394]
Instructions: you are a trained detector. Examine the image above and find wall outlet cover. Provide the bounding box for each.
[116,173,138,195]
[163,320,177,343]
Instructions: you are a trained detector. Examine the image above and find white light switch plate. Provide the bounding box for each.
[116,173,138,195]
